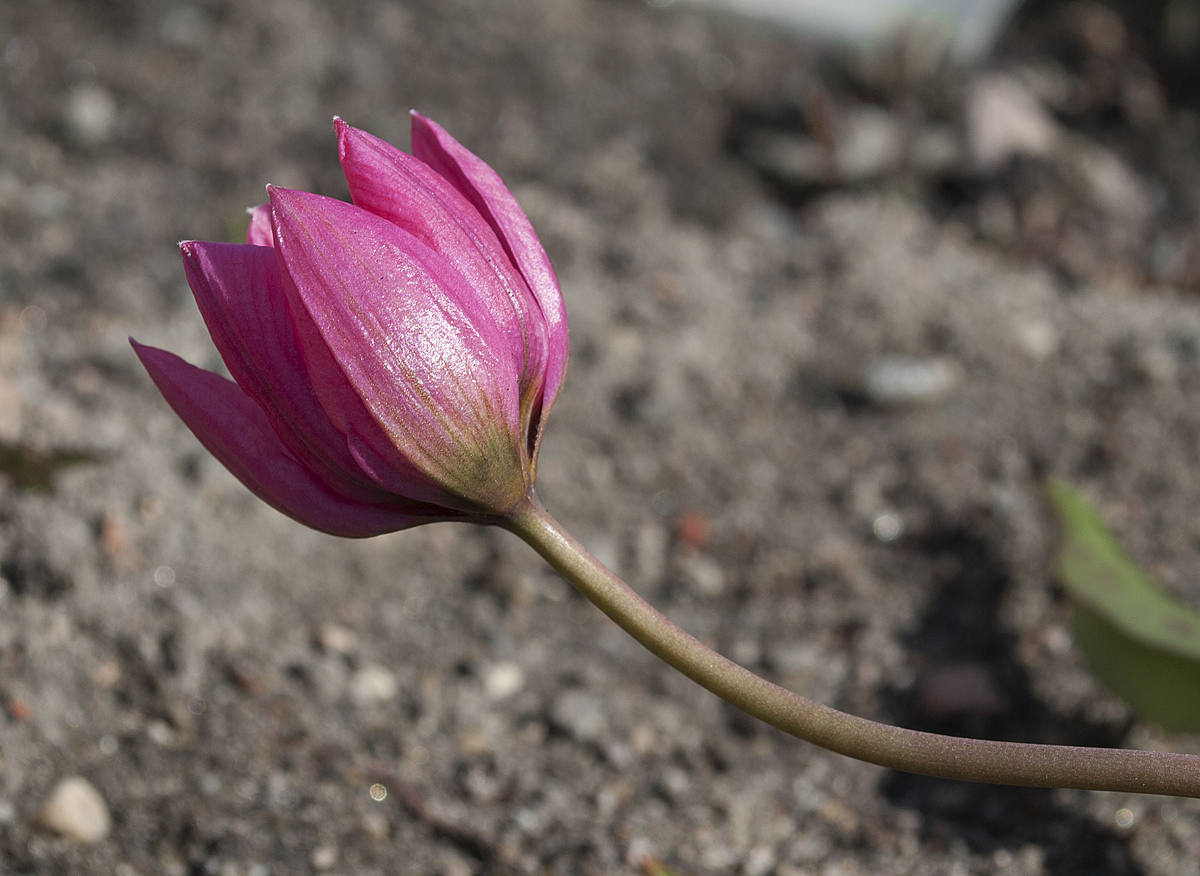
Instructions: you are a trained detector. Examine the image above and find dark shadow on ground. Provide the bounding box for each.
[881,528,1143,876]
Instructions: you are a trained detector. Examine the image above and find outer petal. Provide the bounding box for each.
[181,240,405,508]
[409,112,569,430]
[336,119,548,438]
[131,341,446,537]
[269,187,528,513]
[246,203,274,246]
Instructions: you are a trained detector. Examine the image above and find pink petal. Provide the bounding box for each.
[409,112,569,435]
[181,240,401,507]
[269,187,528,512]
[131,341,446,537]
[246,203,274,246]
[336,119,548,432]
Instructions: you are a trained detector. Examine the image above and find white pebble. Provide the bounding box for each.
[349,663,397,706]
[550,690,607,743]
[744,845,777,876]
[38,777,111,843]
[146,719,176,747]
[64,84,118,145]
[968,73,1059,169]
[316,622,357,654]
[864,355,957,405]
[483,661,525,701]
[678,551,725,596]
[1014,319,1059,360]
[310,845,338,870]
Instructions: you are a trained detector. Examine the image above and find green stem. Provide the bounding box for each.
[505,496,1200,798]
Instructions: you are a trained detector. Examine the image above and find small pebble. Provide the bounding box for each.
[677,551,724,596]
[310,845,338,870]
[98,512,130,560]
[316,622,357,655]
[25,184,68,220]
[362,809,389,841]
[1014,319,1059,360]
[1068,140,1151,222]
[968,73,1059,169]
[146,719,176,747]
[863,355,957,405]
[64,84,118,145]
[674,510,711,549]
[635,521,668,580]
[349,663,397,706]
[818,798,860,834]
[38,777,111,843]
[483,661,525,701]
[744,844,777,876]
[835,106,904,183]
[550,690,607,743]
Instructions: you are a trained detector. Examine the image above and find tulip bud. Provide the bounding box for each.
[133,113,567,536]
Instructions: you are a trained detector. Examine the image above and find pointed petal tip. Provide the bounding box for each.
[335,117,361,161]
[409,111,443,143]
[265,185,298,219]
[266,183,301,202]
[266,186,324,229]
[130,338,173,374]
[334,117,350,146]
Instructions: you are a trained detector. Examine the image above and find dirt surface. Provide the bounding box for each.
[3,0,1200,873]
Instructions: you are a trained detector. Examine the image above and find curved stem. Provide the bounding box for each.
[504,497,1200,798]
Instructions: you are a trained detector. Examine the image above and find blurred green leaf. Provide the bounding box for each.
[1048,478,1200,732]
[0,442,94,491]
[225,207,252,245]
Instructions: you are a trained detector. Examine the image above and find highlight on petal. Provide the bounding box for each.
[336,118,549,439]
[246,203,274,247]
[131,341,447,537]
[409,112,569,421]
[181,240,404,508]
[268,186,528,513]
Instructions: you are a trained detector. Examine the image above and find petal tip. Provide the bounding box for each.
[409,111,438,138]
[335,117,360,161]
[333,117,351,145]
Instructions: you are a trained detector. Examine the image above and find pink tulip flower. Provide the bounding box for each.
[133,113,568,537]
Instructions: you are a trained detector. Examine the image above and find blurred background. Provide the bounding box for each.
[3,0,1200,873]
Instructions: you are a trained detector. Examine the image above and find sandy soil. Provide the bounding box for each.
[2,0,1200,874]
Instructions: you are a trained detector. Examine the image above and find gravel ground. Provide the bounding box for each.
[3,0,1200,874]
